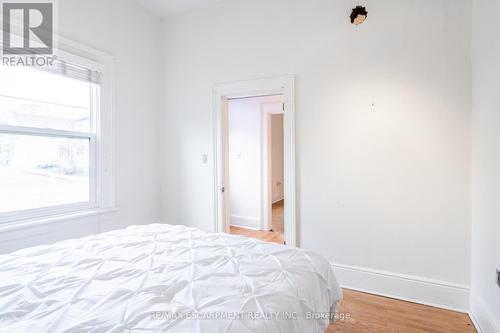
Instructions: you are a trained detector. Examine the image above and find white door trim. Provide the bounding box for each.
[212,75,296,247]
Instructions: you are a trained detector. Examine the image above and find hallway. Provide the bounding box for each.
[230,200,284,244]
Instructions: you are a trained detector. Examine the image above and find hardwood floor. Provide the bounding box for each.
[230,201,285,244]
[328,289,476,333]
[230,226,284,244]
[271,200,284,234]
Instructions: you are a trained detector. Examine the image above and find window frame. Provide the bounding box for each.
[0,43,116,226]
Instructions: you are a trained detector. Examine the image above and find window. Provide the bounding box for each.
[0,59,103,219]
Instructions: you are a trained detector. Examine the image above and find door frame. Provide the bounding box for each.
[212,75,296,247]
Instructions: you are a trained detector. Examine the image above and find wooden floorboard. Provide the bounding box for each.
[229,226,284,244]
[328,289,476,333]
[271,200,284,233]
[230,201,285,244]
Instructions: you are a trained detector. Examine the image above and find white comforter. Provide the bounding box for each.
[0,224,342,333]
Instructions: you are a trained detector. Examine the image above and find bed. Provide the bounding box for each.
[0,224,342,332]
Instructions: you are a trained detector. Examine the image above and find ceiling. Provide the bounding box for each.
[135,0,223,18]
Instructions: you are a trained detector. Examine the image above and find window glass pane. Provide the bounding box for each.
[0,66,91,132]
[0,134,90,213]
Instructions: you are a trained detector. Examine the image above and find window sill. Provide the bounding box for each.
[0,208,118,233]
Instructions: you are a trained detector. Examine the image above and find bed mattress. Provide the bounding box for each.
[0,224,342,332]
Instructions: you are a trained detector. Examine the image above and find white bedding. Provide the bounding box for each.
[0,224,342,333]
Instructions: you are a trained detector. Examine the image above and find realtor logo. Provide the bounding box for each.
[2,2,53,55]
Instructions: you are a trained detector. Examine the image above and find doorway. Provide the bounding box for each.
[225,96,285,244]
[212,76,296,247]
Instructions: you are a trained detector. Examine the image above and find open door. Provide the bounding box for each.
[212,76,296,247]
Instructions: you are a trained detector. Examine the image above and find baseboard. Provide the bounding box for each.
[469,310,484,333]
[331,263,470,313]
[469,292,500,333]
[272,197,284,204]
[229,215,261,230]
[229,224,262,231]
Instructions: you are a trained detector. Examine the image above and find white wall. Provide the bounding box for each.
[0,0,162,253]
[159,0,472,298]
[270,114,284,203]
[228,97,261,229]
[471,0,500,331]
